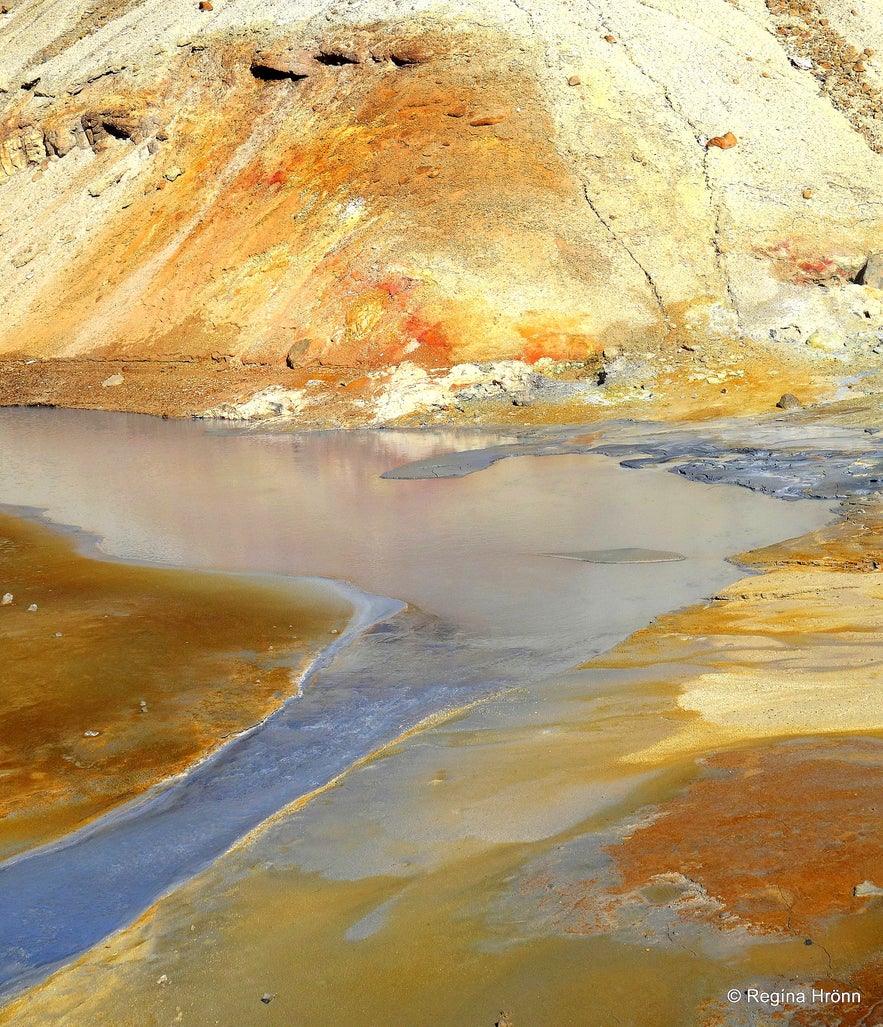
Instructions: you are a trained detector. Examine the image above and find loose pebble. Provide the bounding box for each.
[706,131,738,149]
[776,392,802,409]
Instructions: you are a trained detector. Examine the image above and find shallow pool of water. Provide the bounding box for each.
[0,409,834,1003]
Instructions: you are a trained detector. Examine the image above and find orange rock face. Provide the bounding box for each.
[0,25,635,372]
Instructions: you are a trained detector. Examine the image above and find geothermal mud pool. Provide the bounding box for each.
[0,408,880,1025]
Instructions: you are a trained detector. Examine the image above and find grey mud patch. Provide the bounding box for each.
[491,811,758,962]
[381,416,883,501]
[542,548,686,564]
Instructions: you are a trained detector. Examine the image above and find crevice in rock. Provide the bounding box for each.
[388,53,421,67]
[701,149,743,334]
[851,259,869,285]
[502,0,673,330]
[101,120,133,141]
[249,62,308,82]
[581,182,668,325]
[597,13,744,335]
[80,111,142,150]
[314,51,360,67]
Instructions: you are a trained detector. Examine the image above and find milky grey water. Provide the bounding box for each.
[0,408,831,995]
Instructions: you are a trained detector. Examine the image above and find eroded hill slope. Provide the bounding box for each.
[2,0,883,420]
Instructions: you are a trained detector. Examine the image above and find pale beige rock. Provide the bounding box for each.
[806,329,846,353]
[202,386,310,419]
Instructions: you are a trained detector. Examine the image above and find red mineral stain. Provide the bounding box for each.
[403,312,452,356]
[517,323,596,364]
[608,739,883,936]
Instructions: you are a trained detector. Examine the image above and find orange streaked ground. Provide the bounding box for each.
[0,511,350,858]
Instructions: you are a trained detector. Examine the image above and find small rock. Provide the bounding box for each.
[806,329,845,353]
[567,75,581,86]
[1,593,12,605]
[285,339,311,368]
[858,252,883,289]
[55,632,62,637]
[706,131,737,150]
[776,393,802,409]
[164,166,183,182]
[156,974,169,986]
[603,33,616,43]
[83,729,101,737]
[260,993,276,1005]
[791,55,813,70]
[27,603,38,612]
[198,0,212,8]
[496,1013,514,1027]
[802,188,814,199]
[854,881,883,897]
[101,373,124,387]
[602,345,622,359]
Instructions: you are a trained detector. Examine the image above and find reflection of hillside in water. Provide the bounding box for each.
[0,408,833,1008]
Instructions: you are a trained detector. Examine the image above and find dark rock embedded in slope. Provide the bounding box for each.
[776,393,802,409]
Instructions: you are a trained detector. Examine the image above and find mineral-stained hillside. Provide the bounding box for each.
[2,0,883,421]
